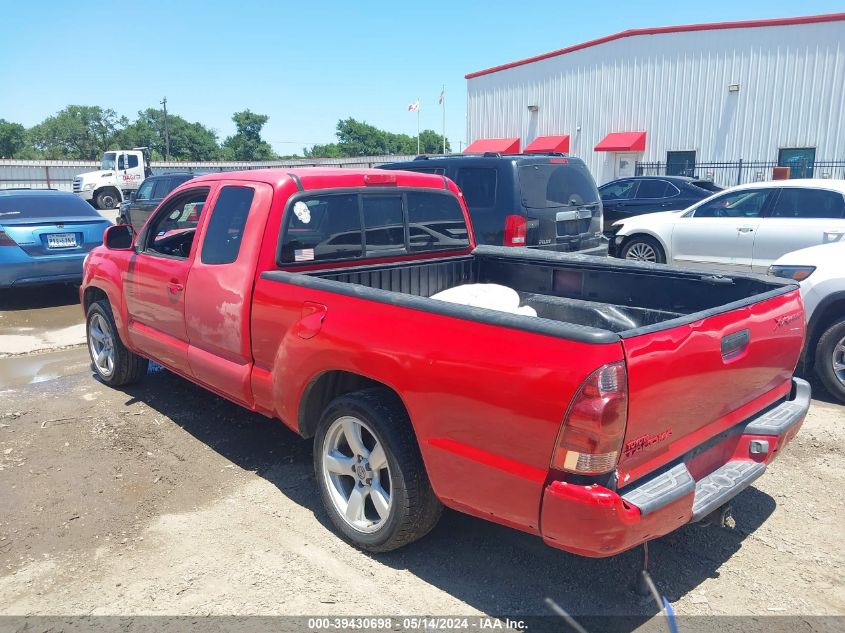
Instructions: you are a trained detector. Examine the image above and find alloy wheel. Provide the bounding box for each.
[88,313,115,377]
[833,335,845,387]
[626,242,658,262]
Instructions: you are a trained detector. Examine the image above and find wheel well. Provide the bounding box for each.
[298,371,401,438]
[82,286,108,313]
[806,297,845,366]
[617,232,667,257]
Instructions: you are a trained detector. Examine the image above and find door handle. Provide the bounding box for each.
[167,282,184,294]
[737,227,754,233]
[294,302,328,339]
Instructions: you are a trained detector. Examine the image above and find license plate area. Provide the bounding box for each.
[46,233,78,248]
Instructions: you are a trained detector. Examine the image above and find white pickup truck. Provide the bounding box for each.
[73,148,153,210]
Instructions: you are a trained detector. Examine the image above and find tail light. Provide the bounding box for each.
[551,361,628,475]
[504,214,526,246]
[0,230,18,247]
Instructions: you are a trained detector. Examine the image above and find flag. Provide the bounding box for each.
[439,88,445,104]
[408,101,420,112]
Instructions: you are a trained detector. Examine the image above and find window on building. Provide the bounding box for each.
[778,148,816,179]
[407,191,470,252]
[455,168,497,208]
[280,194,362,263]
[770,188,845,219]
[362,195,406,256]
[666,151,696,177]
[201,186,255,265]
[635,180,670,199]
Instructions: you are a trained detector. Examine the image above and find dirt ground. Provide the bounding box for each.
[0,285,843,628]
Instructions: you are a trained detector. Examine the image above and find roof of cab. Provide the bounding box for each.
[187,167,451,192]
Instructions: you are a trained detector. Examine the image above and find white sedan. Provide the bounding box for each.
[610,179,845,274]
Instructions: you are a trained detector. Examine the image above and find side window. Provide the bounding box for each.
[127,155,139,169]
[280,194,362,263]
[635,180,669,199]
[144,188,209,258]
[117,154,126,170]
[407,192,470,252]
[455,168,497,208]
[770,188,845,219]
[135,180,154,201]
[600,180,637,200]
[151,178,172,200]
[362,195,406,255]
[201,187,255,265]
[693,189,771,219]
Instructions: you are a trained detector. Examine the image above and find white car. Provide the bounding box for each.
[611,179,845,273]
[769,242,845,402]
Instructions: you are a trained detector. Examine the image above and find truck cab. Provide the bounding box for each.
[73,148,152,210]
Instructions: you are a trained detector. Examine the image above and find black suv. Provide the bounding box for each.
[380,154,606,254]
[117,172,199,231]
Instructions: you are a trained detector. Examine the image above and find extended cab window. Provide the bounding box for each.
[280,194,362,263]
[135,180,154,201]
[151,178,172,200]
[144,188,209,259]
[407,191,470,252]
[201,186,255,265]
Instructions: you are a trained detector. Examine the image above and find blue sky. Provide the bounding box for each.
[2,0,843,155]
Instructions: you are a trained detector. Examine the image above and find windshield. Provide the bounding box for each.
[519,162,600,208]
[0,193,101,218]
[100,152,116,171]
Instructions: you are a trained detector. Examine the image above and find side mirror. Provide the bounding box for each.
[104,224,134,250]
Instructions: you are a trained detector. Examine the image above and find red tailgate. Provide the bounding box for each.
[617,289,804,487]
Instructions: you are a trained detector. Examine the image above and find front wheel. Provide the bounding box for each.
[814,318,845,403]
[95,190,119,210]
[86,299,148,386]
[314,388,442,552]
[620,235,666,264]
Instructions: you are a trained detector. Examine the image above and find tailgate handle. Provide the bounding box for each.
[295,302,328,340]
[721,329,750,361]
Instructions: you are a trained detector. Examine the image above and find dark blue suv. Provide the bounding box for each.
[381,153,606,255]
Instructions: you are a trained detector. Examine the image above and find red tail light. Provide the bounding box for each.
[504,214,526,246]
[551,361,628,475]
[0,230,18,247]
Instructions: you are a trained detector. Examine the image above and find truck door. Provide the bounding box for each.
[124,186,211,375]
[184,182,274,406]
[117,152,145,193]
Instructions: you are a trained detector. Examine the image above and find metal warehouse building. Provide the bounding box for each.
[465,13,845,186]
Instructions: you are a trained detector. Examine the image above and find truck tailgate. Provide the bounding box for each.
[617,288,804,487]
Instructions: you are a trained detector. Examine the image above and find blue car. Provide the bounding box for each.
[0,189,112,288]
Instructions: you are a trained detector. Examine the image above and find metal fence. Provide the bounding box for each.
[0,156,417,192]
[635,159,845,187]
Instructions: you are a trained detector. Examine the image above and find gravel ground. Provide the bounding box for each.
[0,287,843,629]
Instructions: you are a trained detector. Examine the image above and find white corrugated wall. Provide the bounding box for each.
[466,19,845,184]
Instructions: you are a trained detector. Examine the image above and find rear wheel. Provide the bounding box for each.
[314,388,442,552]
[814,318,845,403]
[86,299,148,386]
[620,235,666,264]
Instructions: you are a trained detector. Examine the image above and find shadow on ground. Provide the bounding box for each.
[0,283,80,311]
[117,366,777,624]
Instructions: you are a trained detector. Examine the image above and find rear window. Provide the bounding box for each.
[407,191,470,252]
[281,194,362,263]
[0,193,101,219]
[519,163,599,208]
[362,196,405,256]
[691,180,722,193]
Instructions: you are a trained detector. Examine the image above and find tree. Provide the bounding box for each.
[304,118,450,157]
[418,129,450,154]
[117,109,222,161]
[222,110,276,161]
[0,119,27,158]
[28,106,127,160]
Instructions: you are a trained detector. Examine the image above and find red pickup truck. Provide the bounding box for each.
[81,168,810,557]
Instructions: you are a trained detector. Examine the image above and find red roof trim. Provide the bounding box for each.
[523,135,571,154]
[465,13,845,79]
[594,132,647,152]
[463,137,521,154]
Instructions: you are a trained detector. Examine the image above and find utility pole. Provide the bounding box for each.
[160,97,170,161]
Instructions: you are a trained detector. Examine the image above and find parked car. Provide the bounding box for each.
[82,168,808,557]
[0,189,112,288]
[599,176,721,232]
[770,242,845,402]
[610,179,845,272]
[117,172,199,231]
[380,154,607,255]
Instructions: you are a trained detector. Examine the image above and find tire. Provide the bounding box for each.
[620,235,666,264]
[814,317,845,403]
[313,388,442,552]
[95,189,119,210]
[86,299,148,387]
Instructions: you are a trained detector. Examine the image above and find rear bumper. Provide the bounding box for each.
[0,254,87,288]
[539,377,810,557]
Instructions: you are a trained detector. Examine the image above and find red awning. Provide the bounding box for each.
[523,135,570,154]
[594,131,647,152]
[464,137,521,154]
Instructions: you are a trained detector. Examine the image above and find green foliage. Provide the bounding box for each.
[0,119,27,158]
[222,110,276,161]
[27,105,128,160]
[116,109,222,161]
[304,118,449,158]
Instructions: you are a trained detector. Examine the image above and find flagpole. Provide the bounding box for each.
[442,84,446,154]
[417,97,421,155]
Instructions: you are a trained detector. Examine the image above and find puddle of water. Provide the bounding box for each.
[0,348,90,388]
